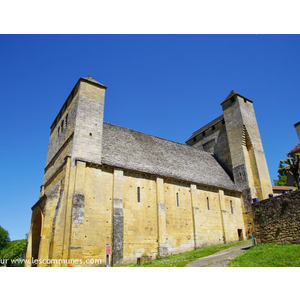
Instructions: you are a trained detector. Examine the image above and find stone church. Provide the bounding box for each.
[25,76,272,266]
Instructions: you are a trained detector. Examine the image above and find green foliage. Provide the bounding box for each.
[116,240,248,267]
[273,175,287,186]
[0,239,27,267]
[279,154,300,188]
[0,226,10,250]
[229,243,300,267]
[278,161,288,176]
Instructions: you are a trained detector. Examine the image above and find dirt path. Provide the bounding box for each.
[186,241,252,267]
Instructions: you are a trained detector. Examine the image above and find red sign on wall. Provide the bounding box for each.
[106,245,111,255]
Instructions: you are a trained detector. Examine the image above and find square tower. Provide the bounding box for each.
[186,91,273,237]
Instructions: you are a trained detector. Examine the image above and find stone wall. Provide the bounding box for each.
[27,161,247,266]
[252,190,300,244]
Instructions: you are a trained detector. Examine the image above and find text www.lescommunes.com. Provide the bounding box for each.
[1,258,102,266]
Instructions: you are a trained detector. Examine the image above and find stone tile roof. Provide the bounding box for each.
[186,115,224,143]
[288,142,300,155]
[221,90,252,105]
[102,122,241,192]
[81,75,107,89]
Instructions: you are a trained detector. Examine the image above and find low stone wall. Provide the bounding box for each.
[252,190,300,244]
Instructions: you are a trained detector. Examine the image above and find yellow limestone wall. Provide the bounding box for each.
[27,160,246,266]
[122,171,158,263]
[193,186,224,246]
[164,180,195,254]
[81,165,113,264]
[223,192,245,242]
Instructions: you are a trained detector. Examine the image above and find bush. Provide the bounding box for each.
[0,239,27,267]
[0,226,10,250]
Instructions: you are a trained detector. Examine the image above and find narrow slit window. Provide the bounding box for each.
[230,200,234,214]
[176,193,179,207]
[61,120,64,132]
[65,113,68,127]
[137,187,140,203]
[207,197,210,210]
[58,126,60,136]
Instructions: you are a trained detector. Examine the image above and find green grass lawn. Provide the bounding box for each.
[116,240,248,267]
[229,243,300,267]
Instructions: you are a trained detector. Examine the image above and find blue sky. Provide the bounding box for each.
[1,34,300,241]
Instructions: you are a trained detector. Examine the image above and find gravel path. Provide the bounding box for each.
[186,241,253,267]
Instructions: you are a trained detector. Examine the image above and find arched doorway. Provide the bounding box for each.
[31,209,42,266]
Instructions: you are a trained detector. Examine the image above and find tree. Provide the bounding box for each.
[279,153,300,188]
[0,226,10,250]
[274,174,287,186]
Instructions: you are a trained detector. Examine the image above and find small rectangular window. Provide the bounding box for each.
[230,200,234,214]
[212,125,215,131]
[137,187,140,203]
[176,193,179,207]
[207,197,210,210]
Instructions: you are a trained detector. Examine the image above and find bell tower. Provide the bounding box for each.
[221,91,272,234]
[186,90,273,237]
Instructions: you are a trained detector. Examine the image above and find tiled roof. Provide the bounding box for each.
[288,142,300,155]
[101,122,240,192]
